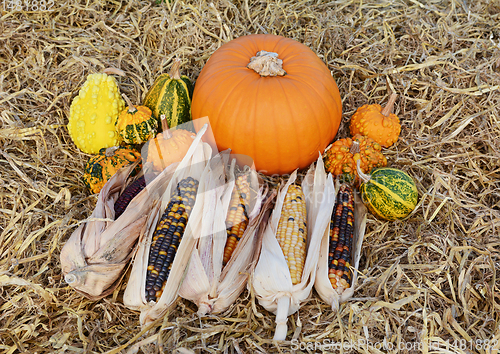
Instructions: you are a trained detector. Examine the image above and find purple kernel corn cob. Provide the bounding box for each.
[114,176,146,219]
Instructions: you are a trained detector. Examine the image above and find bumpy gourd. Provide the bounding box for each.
[146,115,195,172]
[323,134,387,184]
[83,146,142,194]
[116,94,158,145]
[349,93,401,148]
[68,72,125,154]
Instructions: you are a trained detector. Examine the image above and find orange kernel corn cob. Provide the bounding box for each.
[223,174,251,266]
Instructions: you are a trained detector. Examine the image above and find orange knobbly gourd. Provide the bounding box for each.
[349,93,401,148]
[323,134,387,185]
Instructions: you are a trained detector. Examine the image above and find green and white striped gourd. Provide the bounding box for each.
[143,59,193,129]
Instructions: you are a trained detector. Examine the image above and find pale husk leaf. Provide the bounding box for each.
[60,160,167,300]
[80,162,139,259]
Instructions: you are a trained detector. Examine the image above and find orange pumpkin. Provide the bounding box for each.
[349,93,401,148]
[191,34,342,175]
[146,115,195,172]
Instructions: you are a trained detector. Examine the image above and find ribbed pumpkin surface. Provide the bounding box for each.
[191,34,342,175]
[359,167,418,221]
[143,73,193,129]
[146,129,196,172]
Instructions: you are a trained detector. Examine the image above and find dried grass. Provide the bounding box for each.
[1,0,500,353]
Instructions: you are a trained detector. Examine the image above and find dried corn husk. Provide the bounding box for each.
[314,179,367,311]
[123,124,215,326]
[178,158,271,315]
[60,160,175,300]
[250,156,335,340]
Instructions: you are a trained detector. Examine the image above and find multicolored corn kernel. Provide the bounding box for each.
[328,184,355,292]
[114,176,146,219]
[276,184,307,285]
[223,174,251,266]
[145,177,199,302]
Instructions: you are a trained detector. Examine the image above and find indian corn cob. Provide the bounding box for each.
[328,184,354,291]
[114,176,146,219]
[145,177,199,302]
[223,174,251,266]
[276,184,307,285]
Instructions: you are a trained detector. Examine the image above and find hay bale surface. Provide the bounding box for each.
[1,1,499,353]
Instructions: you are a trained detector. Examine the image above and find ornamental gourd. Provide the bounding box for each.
[116,94,158,145]
[83,146,142,194]
[350,93,401,148]
[356,160,418,221]
[146,115,196,172]
[68,68,126,154]
[323,134,387,184]
[143,59,193,129]
[191,34,342,175]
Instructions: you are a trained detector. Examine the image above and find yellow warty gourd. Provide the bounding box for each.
[68,73,125,154]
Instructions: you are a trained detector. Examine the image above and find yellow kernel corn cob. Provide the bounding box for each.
[145,177,199,302]
[223,174,251,266]
[328,184,354,292]
[276,184,307,285]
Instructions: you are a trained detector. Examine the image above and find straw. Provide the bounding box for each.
[0,0,499,352]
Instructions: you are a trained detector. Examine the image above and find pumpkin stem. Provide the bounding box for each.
[247,50,287,77]
[356,159,371,184]
[381,93,398,117]
[122,93,138,114]
[169,58,182,80]
[105,146,119,157]
[103,67,126,77]
[160,114,172,139]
